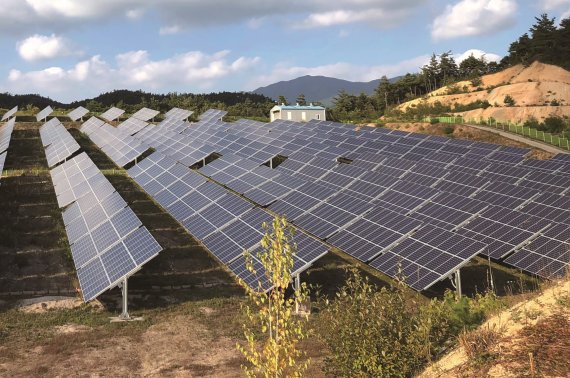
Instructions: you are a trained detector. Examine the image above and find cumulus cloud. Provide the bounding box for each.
[0,0,426,35]
[432,0,517,41]
[455,49,502,63]
[17,34,72,61]
[2,50,260,102]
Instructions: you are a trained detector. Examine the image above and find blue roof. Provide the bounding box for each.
[276,104,325,110]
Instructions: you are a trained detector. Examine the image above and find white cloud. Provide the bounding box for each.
[432,0,517,41]
[126,8,145,20]
[455,49,502,63]
[17,34,72,61]
[0,0,426,35]
[2,50,260,102]
[541,0,570,10]
[159,25,182,35]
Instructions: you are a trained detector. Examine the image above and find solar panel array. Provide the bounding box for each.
[0,118,15,184]
[47,152,163,301]
[2,105,17,121]
[68,106,89,121]
[36,106,53,121]
[80,117,150,167]
[165,107,193,121]
[125,151,329,291]
[116,109,570,288]
[39,118,81,167]
[100,107,125,122]
[131,107,159,122]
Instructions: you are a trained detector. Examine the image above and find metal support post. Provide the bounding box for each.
[120,277,130,320]
[294,274,300,314]
[455,269,462,299]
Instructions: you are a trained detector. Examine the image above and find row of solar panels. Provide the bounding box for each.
[39,118,81,168]
[0,118,15,185]
[2,106,18,122]
[38,120,163,302]
[34,105,182,123]
[80,110,327,291]
[121,109,569,289]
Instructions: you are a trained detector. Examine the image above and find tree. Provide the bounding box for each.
[529,13,557,63]
[277,95,288,105]
[237,216,310,378]
[374,76,392,113]
[504,95,516,107]
[296,93,307,106]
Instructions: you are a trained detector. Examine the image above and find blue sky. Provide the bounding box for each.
[0,0,568,103]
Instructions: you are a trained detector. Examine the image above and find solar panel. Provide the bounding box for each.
[131,107,160,122]
[2,105,17,121]
[117,117,149,135]
[68,106,89,121]
[43,146,163,302]
[36,106,53,121]
[100,107,125,122]
[165,107,193,120]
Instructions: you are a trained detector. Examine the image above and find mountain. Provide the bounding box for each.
[253,75,401,106]
[397,61,570,123]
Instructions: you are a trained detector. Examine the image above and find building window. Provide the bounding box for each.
[287,111,292,120]
[301,111,306,121]
[316,114,320,120]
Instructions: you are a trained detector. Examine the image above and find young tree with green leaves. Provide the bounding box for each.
[278,95,288,105]
[296,93,307,106]
[237,216,310,378]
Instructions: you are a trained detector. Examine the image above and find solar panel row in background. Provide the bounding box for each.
[36,106,53,122]
[42,144,163,301]
[100,107,125,122]
[2,105,18,121]
[0,117,15,185]
[130,107,160,122]
[165,107,193,121]
[67,106,89,121]
[80,117,150,167]
[39,118,81,167]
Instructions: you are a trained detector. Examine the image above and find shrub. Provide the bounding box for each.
[430,117,439,124]
[459,325,501,366]
[504,95,516,107]
[443,126,455,135]
[550,99,560,106]
[316,270,452,377]
[471,77,483,87]
[524,117,540,129]
[538,116,567,134]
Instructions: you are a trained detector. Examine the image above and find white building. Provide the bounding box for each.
[270,103,326,122]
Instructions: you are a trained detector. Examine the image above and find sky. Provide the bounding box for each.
[0,0,569,103]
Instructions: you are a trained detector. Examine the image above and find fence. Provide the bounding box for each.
[423,117,570,151]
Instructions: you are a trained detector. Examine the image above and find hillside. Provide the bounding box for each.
[398,62,570,123]
[253,75,400,106]
[420,277,570,377]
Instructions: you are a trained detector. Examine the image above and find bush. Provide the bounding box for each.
[538,116,567,134]
[504,95,516,107]
[443,126,455,135]
[471,77,483,87]
[524,116,540,129]
[550,99,560,106]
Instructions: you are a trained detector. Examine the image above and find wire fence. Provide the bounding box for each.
[424,116,570,151]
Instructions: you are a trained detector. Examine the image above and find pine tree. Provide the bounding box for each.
[296,93,306,106]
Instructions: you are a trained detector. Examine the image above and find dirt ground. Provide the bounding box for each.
[383,122,555,160]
